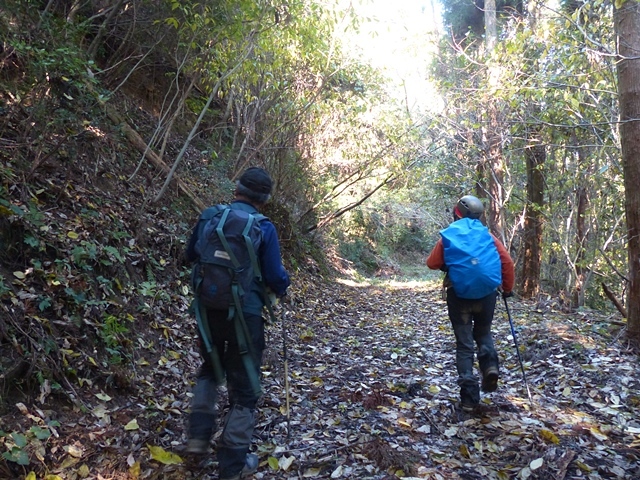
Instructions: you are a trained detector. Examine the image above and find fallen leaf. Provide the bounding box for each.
[530,457,543,470]
[65,444,83,457]
[129,461,141,478]
[539,429,560,444]
[576,461,592,472]
[124,419,139,430]
[589,426,608,441]
[303,467,322,477]
[279,455,295,471]
[459,444,470,458]
[77,464,90,479]
[444,426,458,437]
[59,455,79,469]
[519,466,532,479]
[147,444,183,465]
[398,417,412,428]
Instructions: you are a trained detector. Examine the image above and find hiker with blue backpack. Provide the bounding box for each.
[184,167,290,480]
[427,195,514,412]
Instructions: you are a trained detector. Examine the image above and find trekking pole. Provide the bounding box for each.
[281,309,291,439]
[503,297,534,407]
[263,290,291,438]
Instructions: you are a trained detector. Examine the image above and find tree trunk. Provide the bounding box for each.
[573,184,589,307]
[614,1,640,339]
[482,0,504,240]
[521,135,545,298]
[484,0,497,52]
[87,0,129,60]
[486,106,504,241]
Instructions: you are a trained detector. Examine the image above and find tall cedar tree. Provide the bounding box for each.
[615,0,640,338]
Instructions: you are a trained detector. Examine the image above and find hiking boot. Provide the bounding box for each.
[461,402,478,413]
[220,453,259,480]
[481,367,499,393]
[186,438,209,455]
[460,391,478,413]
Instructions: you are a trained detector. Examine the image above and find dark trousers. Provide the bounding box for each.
[188,309,265,478]
[446,289,498,404]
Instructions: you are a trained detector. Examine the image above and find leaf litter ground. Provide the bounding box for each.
[2,272,640,479]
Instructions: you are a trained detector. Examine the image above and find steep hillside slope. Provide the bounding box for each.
[0,2,307,418]
[0,10,312,477]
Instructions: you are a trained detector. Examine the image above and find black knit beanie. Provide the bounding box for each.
[237,167,272,204]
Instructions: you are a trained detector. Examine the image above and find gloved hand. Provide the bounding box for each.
[502,290,514,299]
[279,291,291,304]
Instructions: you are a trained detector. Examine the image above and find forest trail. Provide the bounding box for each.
[263,273,640,480]
[2,270,640,480]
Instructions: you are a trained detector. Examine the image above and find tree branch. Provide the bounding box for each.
[307,173,396,233]
[601,282,627,318]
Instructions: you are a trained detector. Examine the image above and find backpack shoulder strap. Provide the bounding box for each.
[199,204,227,221]
[213,207,240,267]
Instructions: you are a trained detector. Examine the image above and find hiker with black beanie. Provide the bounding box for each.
[426,195,514,412]
[184,167,290,479]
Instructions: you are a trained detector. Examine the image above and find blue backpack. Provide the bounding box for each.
[440,217,502,299]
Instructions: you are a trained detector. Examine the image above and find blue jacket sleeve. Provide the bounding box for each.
[259,220,290,296]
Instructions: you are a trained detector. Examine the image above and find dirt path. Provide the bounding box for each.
[260,275,640,480]
[2,271,640,479]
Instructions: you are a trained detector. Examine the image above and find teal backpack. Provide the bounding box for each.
[192,205,265,314]
[441,217,502,299]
